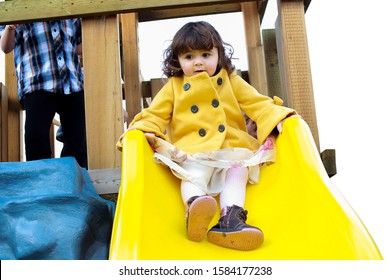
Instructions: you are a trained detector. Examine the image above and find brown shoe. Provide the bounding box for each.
[186,196,217,242]
[207,205,264,250]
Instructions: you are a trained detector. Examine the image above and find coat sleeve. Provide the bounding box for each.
[129,80,174,140]
[230,74,296,143]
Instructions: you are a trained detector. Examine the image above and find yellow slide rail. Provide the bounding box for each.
[109,117,382,260]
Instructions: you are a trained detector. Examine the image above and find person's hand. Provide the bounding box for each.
[144,132,156,138]
[118,126,136,141]
[276,120,284,133]
[121,127,156,137]
[244,113,257,139]
[246,117,257,139]
[1,24,19,53]
[6,24,19,31]
[277,114,301,133]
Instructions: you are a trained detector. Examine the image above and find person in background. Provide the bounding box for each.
[0,20,88,168]
[118,21,297,250]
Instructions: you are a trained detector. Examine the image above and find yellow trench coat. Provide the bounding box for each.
[129,68,296,154]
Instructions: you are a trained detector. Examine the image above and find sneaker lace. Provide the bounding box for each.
[236,208,248,223]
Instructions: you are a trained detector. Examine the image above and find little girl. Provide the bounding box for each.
[120,21,296,251]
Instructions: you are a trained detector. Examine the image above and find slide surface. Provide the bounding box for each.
[109,117,382,260]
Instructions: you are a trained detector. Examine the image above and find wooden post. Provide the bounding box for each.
[320,149,337,177]
[120,13,142,121]
[5,53,23,162]
[82,15,123,169]
[49,122,55,158]
[262,29,282,100]
[0,83,8,161]
[241,1,268,96]
[275,0,320,150]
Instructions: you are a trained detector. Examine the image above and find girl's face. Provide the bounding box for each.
[178,47,219,77]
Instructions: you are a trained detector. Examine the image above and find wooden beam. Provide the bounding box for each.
[262,29,282,100]
[0,0,257,25]
[141,81,152,97]
[275,0,320,150]
[138,3,242,22]
[82,15,123,169]
[121,13,142,121]
[49,123,55,158]
[0,83,8,162]
[150,79,165,100]
[4,53,23,162]
[88,168,121,194]
[241,1,268,95]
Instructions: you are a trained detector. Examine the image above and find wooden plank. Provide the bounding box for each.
[320,149,337,178]
[138,3,242,22]
[49,123,55,158]
[141,81,152,98]
[274,19,289,105]
[0,0,257,25]
[275,0,320,150]
[241,1,268,96]
[0,83,8,161]
[262,29,282,100]
[88,168,121,194]
[121,13,142,121]
[150,78,165,100]
[82,16,123,169]
[4,53,23,162]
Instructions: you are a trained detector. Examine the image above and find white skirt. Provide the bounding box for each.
[145,133,276,196]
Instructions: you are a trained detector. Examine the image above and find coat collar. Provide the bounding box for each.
[179,68,229,89]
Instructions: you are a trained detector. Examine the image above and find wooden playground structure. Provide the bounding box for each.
[0,0,335,194]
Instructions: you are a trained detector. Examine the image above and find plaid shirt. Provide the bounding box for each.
[0,19,84,104]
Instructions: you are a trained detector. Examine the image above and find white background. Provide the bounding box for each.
[1,0,389,274]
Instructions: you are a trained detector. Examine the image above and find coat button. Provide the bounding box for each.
[217,77,223,85]
[218,124,225,133]
[211,99,219,108]
[198,128,206,137]
[183,83,191,91]
[191,105,199,113]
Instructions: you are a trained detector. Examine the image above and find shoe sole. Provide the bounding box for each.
[187,196,217,242]
[207,228,264,251]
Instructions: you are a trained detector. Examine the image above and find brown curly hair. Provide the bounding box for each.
[162,21,235,77]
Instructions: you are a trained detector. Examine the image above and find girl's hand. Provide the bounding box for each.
[245,117,257,139]
[276,120,284,133]
[122,127,155,137]
[277,114,301,133]
[144,132,156,138]
[118,126,136,141]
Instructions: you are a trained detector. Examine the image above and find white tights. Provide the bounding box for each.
[181,167,248,210]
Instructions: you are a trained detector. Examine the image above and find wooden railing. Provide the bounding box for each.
[0,0,259,24]
[0,83,8,161]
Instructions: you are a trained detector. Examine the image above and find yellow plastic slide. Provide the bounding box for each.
[109,117,382,260]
